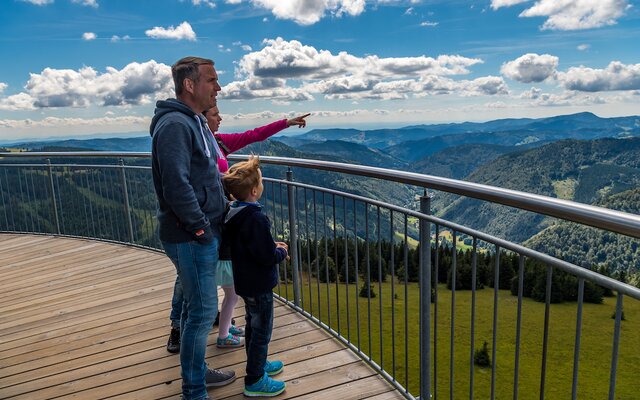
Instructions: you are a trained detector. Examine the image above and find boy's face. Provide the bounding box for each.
[254,168,264,200]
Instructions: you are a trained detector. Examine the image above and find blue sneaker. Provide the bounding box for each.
[264,360,283,376]
[244,372,285,397]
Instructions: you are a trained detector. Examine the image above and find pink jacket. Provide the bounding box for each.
[213,119,288,173]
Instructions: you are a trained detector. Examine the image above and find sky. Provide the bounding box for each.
[0,0,639,141]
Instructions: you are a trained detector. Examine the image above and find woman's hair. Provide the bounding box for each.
[222,156,260,201]
[171,56,214,96]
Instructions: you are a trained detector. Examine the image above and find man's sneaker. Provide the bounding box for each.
[205,368,236,387]
[166,327,180,354]
[264,360,284,376]
[244,372,286,397]
[229,325,245,336]
[216,333,244,348]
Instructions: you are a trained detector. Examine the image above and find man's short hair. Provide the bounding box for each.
[172,56,214,96]
[222,156,261,201]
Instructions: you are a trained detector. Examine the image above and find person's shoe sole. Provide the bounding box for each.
[166,346,180,354]
[243,386,285,397]
[216,341,244,348]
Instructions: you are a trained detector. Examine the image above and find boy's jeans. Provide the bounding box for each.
[163,239,219,400]
[242,292,274,385]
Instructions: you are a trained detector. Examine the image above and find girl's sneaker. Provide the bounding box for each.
[244,372,286,397]
[216,334,244,348]
[264,360,284,376]
[229,325,245,336]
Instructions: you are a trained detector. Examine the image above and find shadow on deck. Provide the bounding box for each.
[0,234,405,400]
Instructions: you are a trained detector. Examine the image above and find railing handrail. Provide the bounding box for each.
[2,151,640,239]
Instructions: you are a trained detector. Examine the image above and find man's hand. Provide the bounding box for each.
[286,113,311,128]
[193,226,214,244]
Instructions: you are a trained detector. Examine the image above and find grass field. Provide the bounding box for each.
[276,276,639,399]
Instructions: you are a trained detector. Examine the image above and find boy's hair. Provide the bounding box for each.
[172,56,214,96]
[222,156,261,201]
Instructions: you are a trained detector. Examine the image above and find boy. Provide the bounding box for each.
[222,156,288,397]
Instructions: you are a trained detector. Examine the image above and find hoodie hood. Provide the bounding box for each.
[225,201,261,224]
[150,99,198,137]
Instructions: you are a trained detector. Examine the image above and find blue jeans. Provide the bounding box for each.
[242,292,274,385]
[163,239,219,400]
[170,274,183,328]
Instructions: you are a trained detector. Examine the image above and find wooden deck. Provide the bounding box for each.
[0,234,406,400]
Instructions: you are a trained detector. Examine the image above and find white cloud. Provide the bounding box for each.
[220,38,501,102]
[0,60,173,110]
[404,7,414,15]
[501,53,559,83]
[0,116,150,129]
[557,61,640,92]
[420,21,438,27]
[72,0,98,7]
[19,0,53,5]
[239,0,366,25]
[237,38,482,81]
[519,88,607,106]
[577,44,590,51]
[490,0,528,10]
[493,0,630,30]
[0,83,7,93]
[191,0,216,7]
[111,35,131,42]
[241,44,253,51]
[82,32,97,41]
[145,21,196,41]
[0,93,37,111]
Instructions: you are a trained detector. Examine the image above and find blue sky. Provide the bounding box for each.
[0,0,639,141]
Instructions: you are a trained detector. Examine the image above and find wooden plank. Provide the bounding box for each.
[81,342,354,400]
[294,375,394,400]
[364,389,411,400]
[10,326,333,399]
[0,289,171,342]
[0,235,401,400]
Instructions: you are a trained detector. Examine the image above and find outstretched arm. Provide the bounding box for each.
[216,113,311,154]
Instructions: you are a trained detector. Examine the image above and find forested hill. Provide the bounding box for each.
[410,143,515,179]
[296,140,407,169]
[434,137,640,243]
[525,188,640,274]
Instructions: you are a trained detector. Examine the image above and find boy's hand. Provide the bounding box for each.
[275,241,290,260]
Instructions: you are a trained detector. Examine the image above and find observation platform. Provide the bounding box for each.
[0,234,405,400]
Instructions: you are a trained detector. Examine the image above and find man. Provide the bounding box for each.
[150,56,235,400]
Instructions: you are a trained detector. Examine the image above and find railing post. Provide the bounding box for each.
[286,168,301,307]
[118,159,135,243]
[45,159,61,234]
[419,189,432,400]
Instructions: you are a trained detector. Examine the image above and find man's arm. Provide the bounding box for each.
[155,121,211,238]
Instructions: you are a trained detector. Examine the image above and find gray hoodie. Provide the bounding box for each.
[150,98,227,243]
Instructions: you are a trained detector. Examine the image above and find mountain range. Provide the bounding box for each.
[4,111,639,272]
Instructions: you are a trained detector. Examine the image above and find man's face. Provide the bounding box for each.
[193,64,221,113]
[206,105,222,133]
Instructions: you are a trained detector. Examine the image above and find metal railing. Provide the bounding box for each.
[1,151,639,400]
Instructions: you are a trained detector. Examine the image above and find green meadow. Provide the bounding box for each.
[278,278,640,399]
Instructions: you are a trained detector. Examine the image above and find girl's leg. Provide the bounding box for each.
[218,285,239,338]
